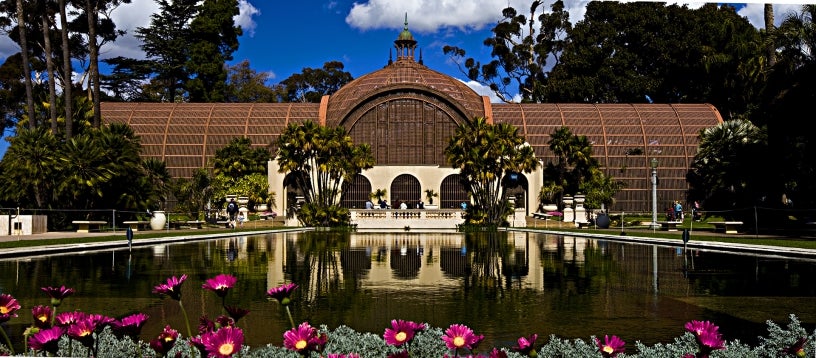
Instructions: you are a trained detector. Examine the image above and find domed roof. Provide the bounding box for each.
[325,56,486,126]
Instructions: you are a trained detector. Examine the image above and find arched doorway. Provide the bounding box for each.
[390,174,421,209]
[440,174,469,209]
[341,174,372,209]
[502,172,529,214]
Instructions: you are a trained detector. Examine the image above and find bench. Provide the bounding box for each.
[657,221,682,231]
[532,212,553,220]
[709,221,744,234]
[186,220,205,229]
[122,221,149,232]
[217,220,233,228]
[576,221,591,229]
[72,220,107,233]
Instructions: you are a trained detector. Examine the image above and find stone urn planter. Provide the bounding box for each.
[150,211,167,230]
[542,204,558,212]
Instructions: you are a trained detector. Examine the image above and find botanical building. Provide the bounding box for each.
[102,24,722,215]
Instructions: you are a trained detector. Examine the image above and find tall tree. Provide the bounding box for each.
[40,0,58,133]
[226,59,276,103]
[212,137,270,178]
[59,0,73,138]
[15,0,36,128]
[757,5,816,209]
[443,0,571,103]
[0,127,58,207]
[135,0,199,102]
[185,0,241,102]
[277,61,353,103]
[445,117,539,227]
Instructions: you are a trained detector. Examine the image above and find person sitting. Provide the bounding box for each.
[400,201,408,209]
[237,212,246,227]
[380,200,388,209]
[365,200,373,209]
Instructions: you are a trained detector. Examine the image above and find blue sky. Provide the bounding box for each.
[0,0,807,157]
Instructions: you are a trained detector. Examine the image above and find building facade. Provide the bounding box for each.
[102,23,722,216]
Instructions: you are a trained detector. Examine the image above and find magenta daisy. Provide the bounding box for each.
[189,335,208,357]
[0,293,21,323]
[383,319,425,347]
[685,320,720,337]
[40,285,75,307]
[328,354,361,358]
[442,324,483,350]
[150,325,179,356]
[111,313,149,339]
[152,274,188,301]
[31,305,53,329]
[55,310,86,327]
[202,274,238,298]
[489,347,510,358]
[67,317,97,348]
[266,282,298,305]
[283,322,326,353]
[697,329,725,355]
[595,334,626,358]
[28,326,64,355]
[512,333,538,355]
[202,326,245,357]
[224,305,250,323]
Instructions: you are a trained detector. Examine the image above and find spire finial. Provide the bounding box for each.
[404,13,408,30]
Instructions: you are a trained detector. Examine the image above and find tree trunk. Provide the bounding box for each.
[16,0,36,129]
[85,0,101,128]
[59,0,73,138]
[764,4,776,67]
[41,4,59,134]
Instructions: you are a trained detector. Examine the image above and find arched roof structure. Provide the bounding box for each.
[101,22,723,213]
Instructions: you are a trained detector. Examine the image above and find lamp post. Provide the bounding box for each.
[649,157,659,229]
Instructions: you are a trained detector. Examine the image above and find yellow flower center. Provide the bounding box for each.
[295,339,307,350]
[395,331,407,342]
[37,314,48,322]
[164,336,174,342]
[80,330,91,337]
[218,343,234,355]
[603,345,614,354]
[0,306,9,314]
[453,336,465,347]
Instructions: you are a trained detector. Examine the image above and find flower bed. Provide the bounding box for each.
[0,275,813,357]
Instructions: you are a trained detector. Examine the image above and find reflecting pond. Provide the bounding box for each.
[1,231,815,351]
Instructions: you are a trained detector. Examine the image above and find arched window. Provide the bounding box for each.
[340,174,372,209]
[390,174,421,208]
[440,174,469,209]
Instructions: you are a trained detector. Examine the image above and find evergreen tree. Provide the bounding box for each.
[185,0,241,102]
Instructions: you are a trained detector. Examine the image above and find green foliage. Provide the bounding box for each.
[686,119,767,220]
[185,0,241,102]
[445,117,538,227]
[276,120,374,226]
[227,59,277,102]
[212,137,271,178]
[276,61,353,103]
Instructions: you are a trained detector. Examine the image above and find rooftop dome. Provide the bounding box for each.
[325,16,486,126]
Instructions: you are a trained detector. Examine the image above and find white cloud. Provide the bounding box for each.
[236,0,261,37]
[738,3,806,28]
[460,79,505,103]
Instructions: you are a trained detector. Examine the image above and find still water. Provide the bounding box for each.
[1,231,814,351]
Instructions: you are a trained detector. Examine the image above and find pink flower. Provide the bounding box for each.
[31,305,53,329]
[55,311,86,327]
[266,283,298,305]
[0,293,21,323]
[512,333,538,355]
[152,274,188,301]
[442,324,483,350]
[202,274,238,298]
[111,313,149,339]
[224,305,250,323]
[383,319,425,347]
[283,322,326,353]
[685,320,725,358]
[67,317,97,347]
[202,326,244,357]
[28,326,64,355]
[150,325,179,356]
[328,354,361,358]
[41,285,75,306]
[595,335,625,357]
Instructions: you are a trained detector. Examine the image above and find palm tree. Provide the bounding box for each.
[445,117,539,226]
[0,127,59,207]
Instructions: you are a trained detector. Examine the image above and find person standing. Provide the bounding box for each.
[674,201,683,221]
[227,198,239,228]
